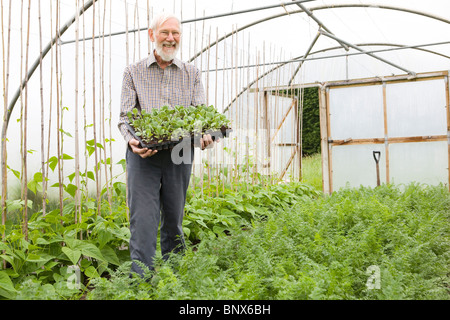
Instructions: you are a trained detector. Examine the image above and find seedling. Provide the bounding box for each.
[126,105,232,149]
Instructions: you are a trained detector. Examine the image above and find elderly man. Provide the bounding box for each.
[118,12,213,277]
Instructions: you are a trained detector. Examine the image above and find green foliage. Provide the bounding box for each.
[2,149,450,300]
[85,183,450,300]
[301,153,322,191]
[301,87,321,156]
[127,104,231,144]
[0,139,130,300]
[183,181,320,241]
[0,197,130,300]
[278,87,321,156]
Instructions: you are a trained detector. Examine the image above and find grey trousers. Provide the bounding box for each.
[126,145,194,277]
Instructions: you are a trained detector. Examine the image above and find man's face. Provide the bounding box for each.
[150,18,181,62]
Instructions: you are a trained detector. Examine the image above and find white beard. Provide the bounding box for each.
[155,40,179,62]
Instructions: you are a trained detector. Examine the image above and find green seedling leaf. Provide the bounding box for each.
[85,171,95,181]
[62,247,82,265]
[7,165,21,180]
[65,184,78,198]
[100,245,120,266]
[86,145,95,156]
[79,243,106,263]
[0,271,17,299]
[62,153,74,160]
[48,156,58,171]
[84,266,100,278]
[116,159,126,171]
[65,238,106,263]
[59,128,73,138]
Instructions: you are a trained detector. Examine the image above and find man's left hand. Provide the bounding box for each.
[200,134,215,150]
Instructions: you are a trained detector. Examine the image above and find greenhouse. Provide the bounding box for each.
[0,0,449,301]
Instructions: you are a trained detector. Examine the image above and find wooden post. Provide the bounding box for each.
[382,82,390,184]
[319,86,330,194]
[445,75,450,192]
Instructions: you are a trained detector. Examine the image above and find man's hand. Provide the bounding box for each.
[129,138,158,158]
[200,134,216,150]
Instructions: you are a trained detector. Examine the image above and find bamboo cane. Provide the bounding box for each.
[18,0,24,230]
[92,0,101,216]
[253,51,259,185]
[222,31,227,194]
[82,0,88,213]
[74,0,81,226]
[37,0,46,216]
[96,0,103,213]
[228,28,234,190]
[179,0,182,61]
[18,0,26,237]
[229,25,234,191]
[1,0,12,248]
[206,26,211,196]
[136,1,141,62]
[239,32,245,183]
[124,0,130,221]
[108,0,114,212]
[246,34,250,187]
[199,10,204,198]
[0,0,5,249]
[100,0,112,214]
[124,0,129,66]
[147,0,150,56]
[262,40,267,182]
[44,0,54,217]
[214,27,219,197]
[21,0,31,240]
[55,0,64,217]
[233,25,240,190]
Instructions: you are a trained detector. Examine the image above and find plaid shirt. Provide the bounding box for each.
[118,52,206,142]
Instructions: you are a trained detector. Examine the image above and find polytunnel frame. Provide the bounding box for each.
[1,0,99,229]
[318,70,450,194]
[263,70,450,193]
[221,3,450,112]
[4,2,450,131]
[215,3,450,187]
[1,1,450,210]
[0,0,317,223]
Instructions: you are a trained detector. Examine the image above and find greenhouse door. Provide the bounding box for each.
[264,92,301,181]
[321,71,450,193]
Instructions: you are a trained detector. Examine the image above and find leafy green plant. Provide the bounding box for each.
[85,183,450,300]
[127,104,231,145]
[0,137,130,299]
[2,147,450,300]
[183,180,320,241]
[0,193,130,299]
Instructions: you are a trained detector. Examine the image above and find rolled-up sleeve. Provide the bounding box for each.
[118,66,137,143]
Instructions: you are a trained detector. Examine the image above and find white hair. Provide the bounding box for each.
[150,12,181,32]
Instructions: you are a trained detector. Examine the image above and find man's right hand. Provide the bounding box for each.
[129,138,158,158]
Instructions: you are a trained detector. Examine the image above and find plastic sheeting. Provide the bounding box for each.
[326,74,449,191]
[329,84,384,140]
[386,79,447,137]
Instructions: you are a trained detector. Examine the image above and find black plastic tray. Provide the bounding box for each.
[124,122,232,150]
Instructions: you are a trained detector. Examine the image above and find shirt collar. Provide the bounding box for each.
[146,51,183,69]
